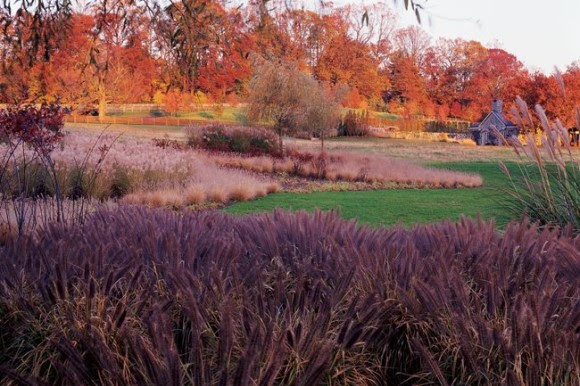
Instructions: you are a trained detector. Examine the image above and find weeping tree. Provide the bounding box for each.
[304,84,343,151]
[248,60,342,152]
[247,60,313,151]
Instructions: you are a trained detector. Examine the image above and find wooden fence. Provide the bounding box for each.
[64,114,264,128]
[65,114,471,134]
[106,103,246,114]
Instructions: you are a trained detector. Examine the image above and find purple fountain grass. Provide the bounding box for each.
[0,208,577,385]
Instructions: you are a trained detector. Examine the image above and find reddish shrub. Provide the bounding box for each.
[0,103,65,155]
[187,124,281,157]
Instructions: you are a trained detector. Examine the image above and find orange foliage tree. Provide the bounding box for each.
[1,0,578,128]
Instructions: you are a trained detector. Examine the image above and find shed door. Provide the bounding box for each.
[480,130,488,145]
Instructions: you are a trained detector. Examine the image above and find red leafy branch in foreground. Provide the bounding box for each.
[0,103,65,155]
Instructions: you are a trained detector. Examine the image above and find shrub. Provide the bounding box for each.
[152,137,187,150]
[425,120,471,133]
[188,124,281,157]
[0,162,55,198]
[66,165,89,199]
[230,129,252,153]
[0,104,65,198]
[0,208,577,385]
[28,162,55,198]
[197,124,231,151]
[0,103,65,152]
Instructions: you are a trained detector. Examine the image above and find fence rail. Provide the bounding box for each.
[64,115,264,128]
[65,114,471,133]
[106,103,245,114]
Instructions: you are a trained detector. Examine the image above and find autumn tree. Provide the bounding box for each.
[304,84,343,150]
[275,9,334,69]
[315,26,387,101]
[78,0,157,120]
[248,60,340,151]
[393,26,431,69]
[386,52,430,116]
[423,39,489,118]
[195,8,254,98]
[521,65,580,127]
[245,0,288,60]
[0,5,71,103]
[470,49,526,108]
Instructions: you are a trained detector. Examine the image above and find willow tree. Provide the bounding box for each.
[247,60,313,151]
[248,60,342,152]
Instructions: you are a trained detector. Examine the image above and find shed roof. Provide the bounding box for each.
[470,110,518,130]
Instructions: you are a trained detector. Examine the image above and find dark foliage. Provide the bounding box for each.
[188,124,281,157]
[153,137,188,150]
[425,120,471,134]
[0,208,578,385]
[338,110,370,136]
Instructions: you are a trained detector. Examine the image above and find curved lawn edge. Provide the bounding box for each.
[225,188,510,227]
[225,162,514,227]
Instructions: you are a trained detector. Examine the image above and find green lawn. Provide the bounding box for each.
[225,162,517,227]
[107,107,400,125]
[107,107,249,123]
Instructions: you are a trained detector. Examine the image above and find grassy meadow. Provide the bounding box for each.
[1,0,579,382]
[2,121,578,385]
[108,106,250,123]
[60,124,562,227]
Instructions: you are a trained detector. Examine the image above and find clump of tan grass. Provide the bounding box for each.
[266,183,280,193]
[207,187,228,203]
[498,97,579,233]
[228,186,254,202]
[456,138,477,146]
[184,186,206,205]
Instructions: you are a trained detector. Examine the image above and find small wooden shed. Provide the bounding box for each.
[470,100,518,145]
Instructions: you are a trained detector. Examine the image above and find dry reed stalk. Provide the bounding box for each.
[496,97,579,233]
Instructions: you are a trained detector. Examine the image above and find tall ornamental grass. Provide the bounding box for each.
[1,208,578,385]
[498,97,579,234]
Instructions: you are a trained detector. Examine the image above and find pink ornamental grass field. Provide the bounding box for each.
[212,148,483,188]
[1,131,279,206]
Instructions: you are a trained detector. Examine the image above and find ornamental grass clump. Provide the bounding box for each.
[498,97,579,234]
[0,208,578,385]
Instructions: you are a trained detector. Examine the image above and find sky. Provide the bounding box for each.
[328,0,580,73]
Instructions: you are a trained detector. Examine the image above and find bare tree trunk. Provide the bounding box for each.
[275,123,284,153]
[98,80,107,123]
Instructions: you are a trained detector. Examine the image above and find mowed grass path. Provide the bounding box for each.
[226,162,516,227]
